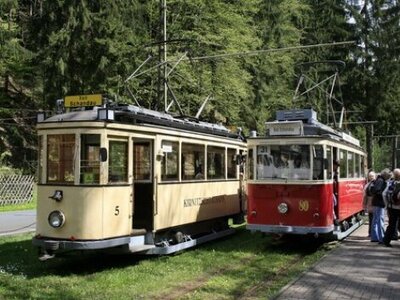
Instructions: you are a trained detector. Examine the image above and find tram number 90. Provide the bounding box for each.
[299,200,309,212]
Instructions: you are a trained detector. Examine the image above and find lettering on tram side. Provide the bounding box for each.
[183,197,225,207]
[345,182,364,194]
[299,200,309,212]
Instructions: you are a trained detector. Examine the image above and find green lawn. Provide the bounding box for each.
[0,227,335,299]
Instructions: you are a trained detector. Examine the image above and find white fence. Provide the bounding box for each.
[0,175,35,206]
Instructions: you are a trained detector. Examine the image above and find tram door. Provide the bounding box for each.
[132,139,154,230]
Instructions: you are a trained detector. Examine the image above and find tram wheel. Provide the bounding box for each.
[174,231,184,244]
[341,220,349,231]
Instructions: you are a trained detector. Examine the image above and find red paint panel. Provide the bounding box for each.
[247,183,334,227]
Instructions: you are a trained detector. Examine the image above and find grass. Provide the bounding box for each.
[0,226,335,300]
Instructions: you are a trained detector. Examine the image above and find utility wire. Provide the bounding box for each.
[173,41,356,62]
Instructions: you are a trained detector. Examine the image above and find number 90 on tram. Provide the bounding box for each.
[33,95,246,260]
[246,109,366,239]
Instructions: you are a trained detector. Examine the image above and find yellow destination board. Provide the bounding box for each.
[64,94,103,107]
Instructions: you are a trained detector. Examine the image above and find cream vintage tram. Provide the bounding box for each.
[33,94,246,259]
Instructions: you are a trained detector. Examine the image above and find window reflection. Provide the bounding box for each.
[47,134,75,183]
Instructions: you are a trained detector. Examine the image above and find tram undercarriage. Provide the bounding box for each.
[33,217,240,261]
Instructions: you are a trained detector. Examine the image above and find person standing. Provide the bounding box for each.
[363,171,376,237]
[383,168,400,247]
[370,168,391,243]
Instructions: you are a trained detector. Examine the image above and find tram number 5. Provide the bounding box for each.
[299,200,309,212]
[114,206,120,216]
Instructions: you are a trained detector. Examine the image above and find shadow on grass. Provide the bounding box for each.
[0,235,152,278]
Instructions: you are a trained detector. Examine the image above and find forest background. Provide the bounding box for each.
[1,0,400,174]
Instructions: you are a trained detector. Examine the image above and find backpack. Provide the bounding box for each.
[366,180,376,197]
[391,182,400,205]
[385,180,395,204]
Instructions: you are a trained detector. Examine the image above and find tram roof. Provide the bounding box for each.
[250,109,362,149]
[39,104,244,140]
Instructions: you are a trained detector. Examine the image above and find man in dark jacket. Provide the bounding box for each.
[370,168,391,243]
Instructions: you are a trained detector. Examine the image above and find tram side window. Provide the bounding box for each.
[248,149,254,179]
[340,150,347,178]
[109,141,128,183]
[326,146,333,179]
[361,155,366,178]
[207,146,225,179]
[355,154,360,178]
[227,148,237,179]
[181,143,205,180]
[47,134,75,183]
[347,152,355,178]
[313,145,324,180]
[161,141,179,181]
[38,135,43,183]
[134,142,151,181]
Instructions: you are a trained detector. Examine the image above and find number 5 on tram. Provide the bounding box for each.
[246,109,366,239]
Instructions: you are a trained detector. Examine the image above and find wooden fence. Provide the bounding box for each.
[0,175,35,206]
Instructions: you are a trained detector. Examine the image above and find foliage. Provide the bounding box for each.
[2,0,400,169]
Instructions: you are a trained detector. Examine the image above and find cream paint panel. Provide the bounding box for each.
[102,186,132,238]
[154,181,240,230]
[36,186,132,240]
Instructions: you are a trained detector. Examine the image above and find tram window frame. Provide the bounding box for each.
[181,143,205,181]
[326,146,333,179]
[248,149,254,180]
[134,141,152,182]
[207,146,225,180]
[312,145,324,180]
[347,151,355,178]
[108,140,128,183]
[47,134,76,184]
[355,154,361,178]
[339,149,348,178]
[227,148,237,179]
[38,135,43,184]
[161,140,179,181]
[360,155,366,178]
[80,134,100,184]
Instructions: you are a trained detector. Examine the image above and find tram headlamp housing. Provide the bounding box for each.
[277,203,289,214]
[48,210,65,228]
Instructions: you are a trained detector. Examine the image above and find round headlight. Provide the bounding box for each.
[48,210,65,228]
[277,203,289,214]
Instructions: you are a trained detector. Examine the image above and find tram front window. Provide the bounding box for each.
[256,145,311,180]
[80,134,100,184]
[47,134,75,183]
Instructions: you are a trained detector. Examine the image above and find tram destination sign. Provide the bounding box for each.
[265,121,304,136]
[64,94,103,108]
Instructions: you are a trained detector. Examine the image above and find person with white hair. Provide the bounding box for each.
[363,170,376,237]
[370,168,391,243]
[383,168,400,247]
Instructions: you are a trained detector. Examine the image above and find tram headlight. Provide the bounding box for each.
[277,203,289,214]
[48,210,65,228]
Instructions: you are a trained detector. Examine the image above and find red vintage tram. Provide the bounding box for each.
[246,109,366,239]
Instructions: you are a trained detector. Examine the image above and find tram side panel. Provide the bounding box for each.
[154,181,240,231]
[247,183,335,231]
[337,179,364,221]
